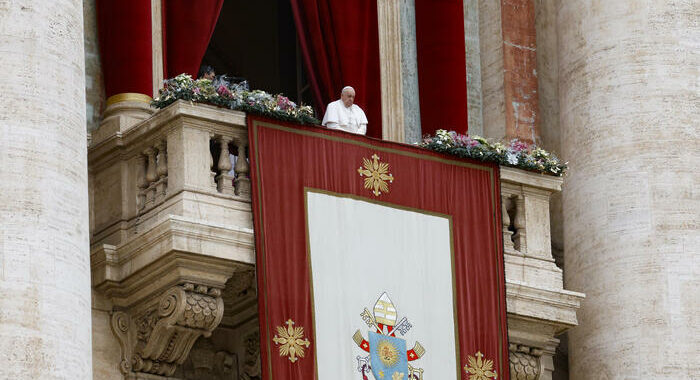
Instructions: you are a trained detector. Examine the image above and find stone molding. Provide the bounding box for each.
[91,215,254,309]
[111,283,224,377]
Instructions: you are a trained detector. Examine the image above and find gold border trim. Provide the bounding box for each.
[106,92,153,106]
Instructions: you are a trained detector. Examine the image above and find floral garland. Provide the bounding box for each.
[151,74,320,125]
[153,76,565,175]
[419,130,567,176]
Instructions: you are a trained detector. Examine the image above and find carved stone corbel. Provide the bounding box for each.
[111,283,224,377]
[509,344,543,380]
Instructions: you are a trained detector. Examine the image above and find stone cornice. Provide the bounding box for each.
[500,166,563,192]
[91,215,254,309]
[506,280,584,331]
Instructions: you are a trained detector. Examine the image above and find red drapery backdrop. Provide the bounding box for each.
[249,116,509,379]
[97,0,153,98]
[415,0,469,135]
[97,0,223,98]
[162,0,223,79]
[290,0,382,138]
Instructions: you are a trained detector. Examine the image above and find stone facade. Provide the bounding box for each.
[2,1,698,379]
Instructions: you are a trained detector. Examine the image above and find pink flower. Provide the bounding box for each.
[217,85,231,97]
[277,96,292,110]
[509,139,529,152]
[193,87,201,95]
[455,134,479,147]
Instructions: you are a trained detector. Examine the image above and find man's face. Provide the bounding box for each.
[341,89,355,107]
[202,71,215,80]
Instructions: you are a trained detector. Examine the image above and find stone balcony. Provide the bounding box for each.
[88,100,582,380]
[89,100,258,379]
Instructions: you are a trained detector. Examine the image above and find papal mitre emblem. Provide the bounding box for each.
[373,292,398,327]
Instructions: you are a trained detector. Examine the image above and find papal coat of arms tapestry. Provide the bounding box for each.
[248,117,508,379]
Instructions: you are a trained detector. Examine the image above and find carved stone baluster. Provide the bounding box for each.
[215,137,235,194]
[136,154,148,211]
[155,140,168,201]
[502,196,515,250]
[209,134,218,191]
[144,147,157,208]
[513,195,527,253]
[233,138,251,197]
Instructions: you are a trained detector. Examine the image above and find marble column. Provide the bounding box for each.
[559,1,700,378]
[0,1,92,378]
[400,0,422,143]
[378,0,422,143]
[463,0,483,137]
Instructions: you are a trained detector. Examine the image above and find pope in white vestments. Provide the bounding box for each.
[322,86,368,135]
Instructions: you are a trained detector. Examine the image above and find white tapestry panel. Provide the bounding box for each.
[307,191,458,379]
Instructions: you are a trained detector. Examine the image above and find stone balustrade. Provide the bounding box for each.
[500,167,584,380]
[88,100,580,379]
[90,101,253,247]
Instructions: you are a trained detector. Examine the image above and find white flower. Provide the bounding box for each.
[507,152,519,165]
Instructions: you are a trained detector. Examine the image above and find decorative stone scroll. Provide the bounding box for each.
[111,283,225,377]
[509,344,542,380]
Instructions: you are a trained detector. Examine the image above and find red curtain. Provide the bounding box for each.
[415,0,469,135]
[97,0,152,97]
[290,0,382,138]
[163,0,224,79]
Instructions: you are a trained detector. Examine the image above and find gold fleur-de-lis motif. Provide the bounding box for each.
[464,351,498,380]
[357,154,394,196]
[272,319,311,363]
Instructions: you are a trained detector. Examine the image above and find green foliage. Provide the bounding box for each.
[419,130,567,176]
[152,74,320,125]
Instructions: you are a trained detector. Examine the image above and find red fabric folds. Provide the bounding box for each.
[415,0,469,135]
[163,0,223,78]
[249,117,509,379]
[97,0,152,97]
[290,0,382,138]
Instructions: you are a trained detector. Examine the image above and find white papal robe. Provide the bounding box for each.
[321,99,368,135]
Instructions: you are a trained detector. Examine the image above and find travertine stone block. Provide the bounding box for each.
[559,1,700,378]
[0,0,92,378]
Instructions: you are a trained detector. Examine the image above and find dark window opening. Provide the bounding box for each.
[200,0,314,108]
